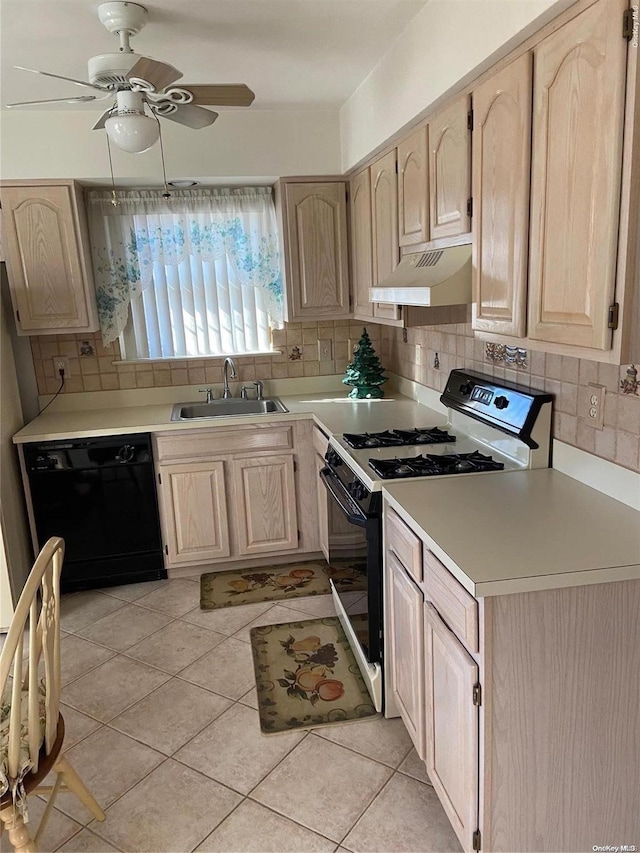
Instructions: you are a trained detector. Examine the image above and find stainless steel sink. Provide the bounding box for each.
[171,397,288,421]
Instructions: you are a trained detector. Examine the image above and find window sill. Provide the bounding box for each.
[113,351,283,365]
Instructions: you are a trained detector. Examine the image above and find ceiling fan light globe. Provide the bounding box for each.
[105,112,159,153]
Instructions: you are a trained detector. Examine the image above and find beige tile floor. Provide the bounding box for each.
[4,578,461,853]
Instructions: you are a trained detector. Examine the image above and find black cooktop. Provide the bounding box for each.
[369,451,505,479]
[343,427,456,449]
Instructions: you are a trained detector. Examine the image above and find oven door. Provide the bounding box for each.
[319,466,382,665]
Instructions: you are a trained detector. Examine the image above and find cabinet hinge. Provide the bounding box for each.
[293,459,298,472]
[472,683,482,706]
[395,159,399,174]
[608,302,620,330]
[467,197,473,219]
[472,829,482,851]
[623,7,635,39]
[467,109,474,131]
[164,544,168,556]
[297,529,301,543]
[345,188,349,203]
[15,310,20,323]
[157,472,162,485]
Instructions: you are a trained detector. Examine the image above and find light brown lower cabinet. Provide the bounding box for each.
[424,601,479,852]
[233,455,298,556]
[387,552,425,758]
[384,501,640,851]
[160,461,231,565]
[154,420,318,570]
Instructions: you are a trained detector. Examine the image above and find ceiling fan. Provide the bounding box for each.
[5,1,256,154]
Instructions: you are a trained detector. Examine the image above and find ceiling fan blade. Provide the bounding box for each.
[6,95,99,108]
[127,57,182,91]
[159,103,218,129]
[92,106,116,130]
[181,84,255,107]
[14,66,105,92]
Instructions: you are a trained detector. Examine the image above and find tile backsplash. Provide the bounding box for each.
[28,320,377,396]
[25,316,640,472]
[378,319,640,474]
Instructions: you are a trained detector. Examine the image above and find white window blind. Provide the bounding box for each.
[87,187,283,359]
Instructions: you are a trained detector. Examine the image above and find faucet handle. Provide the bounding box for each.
[198,387,214,403]
[240,385,249,400]
[253,380,264,400]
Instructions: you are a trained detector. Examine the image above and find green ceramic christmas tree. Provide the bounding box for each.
[342,328,387,399]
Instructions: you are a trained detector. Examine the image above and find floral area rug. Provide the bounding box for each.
[199,560,366,610]
[250,615,378,734]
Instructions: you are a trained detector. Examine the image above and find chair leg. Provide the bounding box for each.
[0,804,37,853]
[52,756,105,822]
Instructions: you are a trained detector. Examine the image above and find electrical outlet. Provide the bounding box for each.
[318,339,333,362]
[582,382,605,430]
[53,356,71,377]
[415,344,422,367]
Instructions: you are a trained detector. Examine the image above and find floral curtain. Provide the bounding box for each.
[87,187,283,350]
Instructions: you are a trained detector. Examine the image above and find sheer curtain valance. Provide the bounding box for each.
[87,187,283,356]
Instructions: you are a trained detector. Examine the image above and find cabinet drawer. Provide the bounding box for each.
[424,548,478,653]
[313,426,329,458]
[155,424,293,462]
[386,507,422,584]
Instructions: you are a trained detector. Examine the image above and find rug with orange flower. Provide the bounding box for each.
[199,560,366,610]
[250,615,377,733]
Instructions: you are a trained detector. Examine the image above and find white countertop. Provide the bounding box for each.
[383,469,640,597]
[12,389,445,444]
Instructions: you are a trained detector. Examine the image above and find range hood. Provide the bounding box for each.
[369,244,472,307]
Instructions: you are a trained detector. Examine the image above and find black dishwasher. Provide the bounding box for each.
[24,433,166,592]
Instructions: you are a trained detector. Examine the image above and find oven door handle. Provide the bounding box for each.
[319,467,368,528]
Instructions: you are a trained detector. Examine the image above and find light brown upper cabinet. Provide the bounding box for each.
[429,96,471,240]
[527,0,627,350]
[398,126,429,246]
[472,53,532,338]
[1,181,99,336]
[370,150,403,326]
[350,168,374,321]
[278,180,351,322]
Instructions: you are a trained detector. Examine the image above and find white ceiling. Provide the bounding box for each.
[0,0,427,110]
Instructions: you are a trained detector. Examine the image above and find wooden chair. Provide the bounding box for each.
[0,537,105,852]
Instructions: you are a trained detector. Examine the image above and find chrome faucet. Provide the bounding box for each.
[222,357,237,398]
[253,380,264,400]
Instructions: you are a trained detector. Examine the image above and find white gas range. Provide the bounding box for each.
[319,369,554,711]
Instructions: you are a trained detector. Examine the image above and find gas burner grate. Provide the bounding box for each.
[392,427,456,445]
[369,450,505,479]
[343,431,406,449]
[343,427,456,449]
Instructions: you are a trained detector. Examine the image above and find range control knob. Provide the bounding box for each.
[326,448,343,467]
[349,481,368,501]
[458,382,473,396]
[494,395,509,410]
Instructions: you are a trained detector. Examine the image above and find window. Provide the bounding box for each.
[87,187,283,359]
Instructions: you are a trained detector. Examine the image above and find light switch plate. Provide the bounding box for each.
[318,339,333,361]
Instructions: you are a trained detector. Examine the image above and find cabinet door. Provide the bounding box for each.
[387,553,425,758]
[160,461,230,565]
[472,54,532,338]
[371,151,402,325]
[350,169,374,321]
[316,453,330,561]
[398,126,429,246]
[1,184,98,335]
[528,0,627,349]
[283,182,351,321]
[233,454,298,555]
[424,602,479,852]
[429,96,471,240]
